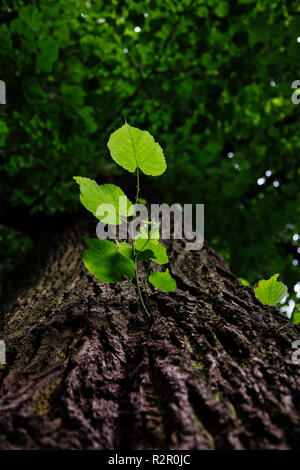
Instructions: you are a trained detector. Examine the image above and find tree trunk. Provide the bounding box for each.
[0,213,299,450]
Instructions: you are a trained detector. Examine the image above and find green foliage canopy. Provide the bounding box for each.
[0,0,299,298]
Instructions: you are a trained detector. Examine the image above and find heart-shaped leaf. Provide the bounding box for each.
[107,123,166,176]
[74,177,134,224]
[255,274,287,306]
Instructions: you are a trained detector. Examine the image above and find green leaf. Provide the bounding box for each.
[239,278,250,286]
[36,37,59,72]
[61,84,86,106]
[137,197,147,204]
[255,274,288,306]
[10,18,24,35]
[291,305,300,325]
[19,6,40,32]
[215,2,229,18]
[83,239,135,283]
[117,242,134,260]
[147,221,160,240]
[197,6,209,18]
[78,106,98,133]
[0,121,9,134]
[201,52,215,70]
[0,25,12,55]
[107,123,167,176]
[149,269,176,292]
[134,222,160,241]
[135,238,168,264]
[74,177,134,224]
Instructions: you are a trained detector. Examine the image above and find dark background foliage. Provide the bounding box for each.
[0,0,299,308]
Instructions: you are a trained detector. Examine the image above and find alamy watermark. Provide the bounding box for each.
[0,340,6,365]
[0,80,6,104]
[291,340,300,365]
[95,200,204,250]
[291,80,300,104]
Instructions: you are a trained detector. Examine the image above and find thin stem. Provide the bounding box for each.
[135,258,150,318]
[129,167,150,318]
[119,215,129,225]
[144,260,152,292]
[131,168,140,257]
[277,321,291,332]
[136,167,140,205]
[146,260,152,277]
[268,306,273,325]
[125,277,136,289]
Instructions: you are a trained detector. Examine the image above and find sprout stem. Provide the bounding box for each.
[136,167,140,205]
[277,322,291,332]
[268,306,273,325]
[132,167,151,318]
[135,258,150,318]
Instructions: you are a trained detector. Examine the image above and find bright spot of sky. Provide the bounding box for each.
[144,12,149,17]
[294,282,300,295]
[134,26,141,32]
[293,259,299,266]
[297,36,300,43]
[273,180,280,187]
[281,299,295,317]
[266,170,272,177]
[123,48,128,54]
[293,233,299,242]
[228,152,234,158]
[257,177,265,185]
[270,81,276,87]
[97,18,105,23]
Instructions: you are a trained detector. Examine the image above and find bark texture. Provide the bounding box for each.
[0,214,300,450]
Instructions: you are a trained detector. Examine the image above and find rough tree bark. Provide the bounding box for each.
[0,212,299,450]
